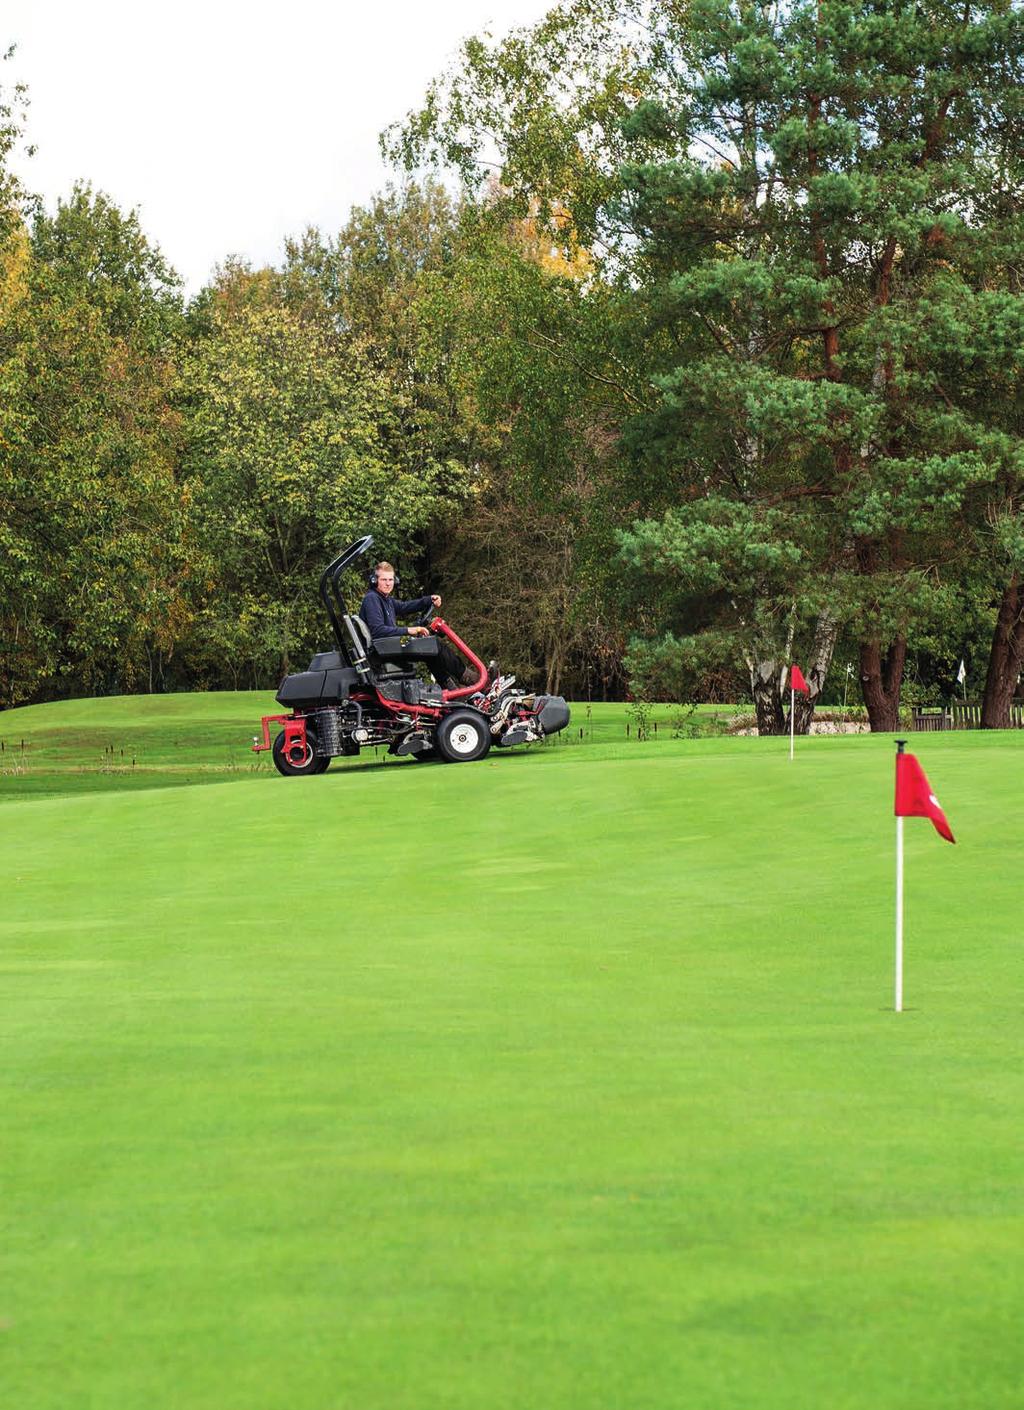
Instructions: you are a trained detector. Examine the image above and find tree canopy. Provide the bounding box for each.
[4,9,1024,728]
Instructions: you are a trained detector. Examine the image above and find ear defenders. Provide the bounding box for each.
[369,566,400,588]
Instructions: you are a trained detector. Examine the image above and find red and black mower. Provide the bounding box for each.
[252,536,571,776]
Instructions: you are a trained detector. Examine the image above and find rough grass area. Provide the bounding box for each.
[0,694,734,801]
[0,692,272,799]
[2,693,1022,1409]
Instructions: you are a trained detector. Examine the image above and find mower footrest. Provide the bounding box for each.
[497,725,532,748]
[393,734,432,757]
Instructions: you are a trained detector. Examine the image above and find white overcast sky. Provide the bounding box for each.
[6,1,554,292]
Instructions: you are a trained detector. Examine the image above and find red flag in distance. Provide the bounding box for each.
[894,751,956,843]
[790,664,810,694]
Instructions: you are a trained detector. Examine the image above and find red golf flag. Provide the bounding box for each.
[894,751,955,843]
[790,664,809,694]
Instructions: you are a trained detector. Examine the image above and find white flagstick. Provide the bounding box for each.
[895,814,904,1012]
[789,686,795,760]
[895,739,906,1012]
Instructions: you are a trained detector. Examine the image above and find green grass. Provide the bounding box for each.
[0,694,734,801]
[2,693,1022,1408]
[0,692,276,799]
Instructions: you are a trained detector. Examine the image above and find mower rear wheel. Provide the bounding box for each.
[272,729,322,778]
[434,710,491,764]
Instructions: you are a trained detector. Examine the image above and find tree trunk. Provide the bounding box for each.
[750,657,785,734]
[981,575,1024,729]
[790,608,841,734]
[859,637,906,731]
[546,639,563,696]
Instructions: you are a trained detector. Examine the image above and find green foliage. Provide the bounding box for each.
[388,0,1024,725]
[383,1,657,251]
[407,213,644,695]
[177,262,470,683]
[0,186,187,705]
[7,7,1024,715]
[0,46,32,243]
[31,183,182,346]
[617,0,1024,723]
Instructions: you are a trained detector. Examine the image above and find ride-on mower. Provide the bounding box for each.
[252,536,571,776]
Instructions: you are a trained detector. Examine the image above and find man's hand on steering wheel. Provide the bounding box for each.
[413,594,442,631]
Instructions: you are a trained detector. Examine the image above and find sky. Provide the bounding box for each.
[6,1,555,292]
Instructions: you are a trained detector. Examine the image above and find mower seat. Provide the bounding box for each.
[347,615,437,676]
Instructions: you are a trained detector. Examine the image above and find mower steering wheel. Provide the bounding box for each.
[417,601,436,629]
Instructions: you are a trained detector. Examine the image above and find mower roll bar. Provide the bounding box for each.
[319,535,374,657]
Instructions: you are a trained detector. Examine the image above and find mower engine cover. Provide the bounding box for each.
[276,665,359,709]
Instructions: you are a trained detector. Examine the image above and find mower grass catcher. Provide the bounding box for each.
[253,536,571,775]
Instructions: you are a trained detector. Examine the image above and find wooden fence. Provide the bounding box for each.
[912,702,1024,731]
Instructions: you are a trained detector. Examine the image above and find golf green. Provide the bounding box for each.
[2,696,1021,1409]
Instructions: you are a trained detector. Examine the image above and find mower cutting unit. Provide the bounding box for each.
[253,536,571,776]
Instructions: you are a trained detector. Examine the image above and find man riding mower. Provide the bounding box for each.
[252,536,571,775]
[358,559,477,689]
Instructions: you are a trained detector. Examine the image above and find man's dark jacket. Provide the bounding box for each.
[359,588,433,640]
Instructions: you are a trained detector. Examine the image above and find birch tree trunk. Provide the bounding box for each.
[750,657,786,734]
[790,608,841,734]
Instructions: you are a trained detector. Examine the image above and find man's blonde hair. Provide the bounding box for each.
[375,561,395,576]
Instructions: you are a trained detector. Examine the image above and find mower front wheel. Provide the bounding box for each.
[434,710,491,764]
[272,729,327,777]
